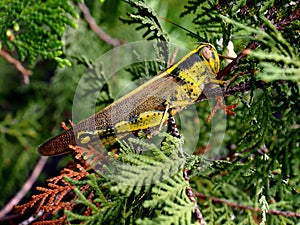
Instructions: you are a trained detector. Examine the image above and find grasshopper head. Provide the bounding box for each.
[198,43,220,74]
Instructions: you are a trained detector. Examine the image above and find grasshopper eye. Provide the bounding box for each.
[200,45,220,74]
[202,46,212,60]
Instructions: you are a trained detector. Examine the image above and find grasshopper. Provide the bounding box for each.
[38,43,227,156]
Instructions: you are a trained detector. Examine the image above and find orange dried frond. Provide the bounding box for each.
[32,216,66,225]
[42,201,74,215]
[47,163,88,185]
[69,145,111,168]
[14,196,41,215]
[14,163,90,221]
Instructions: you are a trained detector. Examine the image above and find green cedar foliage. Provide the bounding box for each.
[0,0,80,66]
[1,0,299,224]
[65,134,200,225]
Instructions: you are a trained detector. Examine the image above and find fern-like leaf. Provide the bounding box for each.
[0,0,79,66]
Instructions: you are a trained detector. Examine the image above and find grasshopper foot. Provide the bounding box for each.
[207,96,237,122]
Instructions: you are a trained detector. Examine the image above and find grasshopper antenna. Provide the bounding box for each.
[160,17,238,60]
[160,16,208,43]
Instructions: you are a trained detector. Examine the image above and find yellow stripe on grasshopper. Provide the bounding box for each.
[77,111,166,145]
[115,111,165,133]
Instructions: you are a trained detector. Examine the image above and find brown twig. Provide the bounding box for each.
[0,157,47,219]
[183,168,205,225]
[216,42,259,80]
[197,80,267,102]
[0,49,32,84]
[195,192,300,219]
[78,3,123,47]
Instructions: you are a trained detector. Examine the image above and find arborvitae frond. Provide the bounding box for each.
[233,82,299,180]
[120,0,169,63]
[110,133,185,196]
[65,172,126,225]
[125,50,166,81]
[137,174,196,225]
[0,0,79,66]
[180,1,300,52]
[121,0,167,42]
[220,15,300,84]
[62,134,198,225]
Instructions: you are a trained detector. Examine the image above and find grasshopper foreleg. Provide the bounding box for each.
[209,73,239,86]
